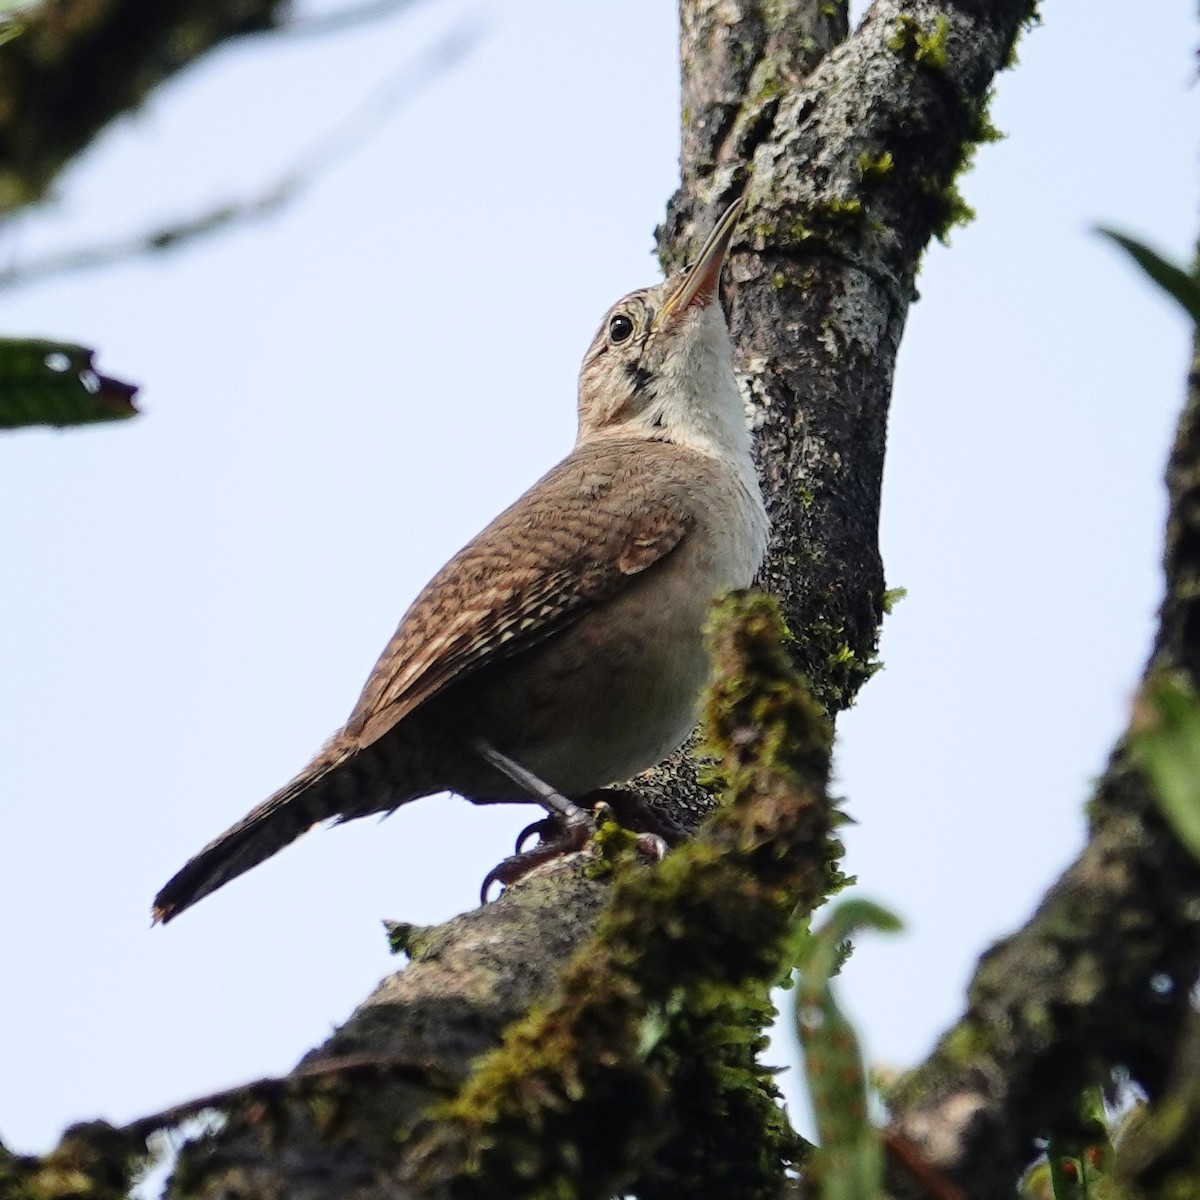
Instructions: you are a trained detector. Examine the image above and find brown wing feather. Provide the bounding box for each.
[343,438,697,749]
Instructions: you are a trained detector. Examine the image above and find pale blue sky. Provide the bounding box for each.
[1,0,1197,1156]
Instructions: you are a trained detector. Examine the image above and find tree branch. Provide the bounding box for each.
[0,0,287,214]
[0,0,437,216]
[0,22,480,291]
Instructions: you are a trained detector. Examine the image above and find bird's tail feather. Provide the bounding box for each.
[152,746,366,924]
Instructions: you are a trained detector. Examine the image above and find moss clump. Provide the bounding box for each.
[888,13,950,72]
[384,919,436,959]
[0,1123,152,1200]
[632,989,810,1200]
[788,217,816,243]
[825,197,862,219]
[925,90,1005,242]
[581,804,642,880]
[856,150,895,183]
[801,614,881,713]
[1002,4,1042,70]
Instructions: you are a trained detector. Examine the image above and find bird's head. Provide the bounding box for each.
[576,198,748,459]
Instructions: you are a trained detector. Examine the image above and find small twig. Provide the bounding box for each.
[123,1053,458,1141]
[270,0,429,38]
[0,20,481,292]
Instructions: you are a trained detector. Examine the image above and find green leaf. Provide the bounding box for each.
[0,338,139,430]
[799,899,903,978]
[1131,674,1200,864]
[1097,228,1200,324]
[795,900,902,1200]
[0,0,39,42]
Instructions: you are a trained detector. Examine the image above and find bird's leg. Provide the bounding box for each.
[473,740,592,827]
[474,740,595,902]
[474,744,671,901]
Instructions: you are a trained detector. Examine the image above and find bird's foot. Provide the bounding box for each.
[475,740,596,902]
[480,806,594,902]
[586,786,691,848]
[514,788,688,853]
[481,795,669,903]
[473,744,675,901]
[514,816,558,855]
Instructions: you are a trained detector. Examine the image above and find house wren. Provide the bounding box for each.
[153,198,768,923]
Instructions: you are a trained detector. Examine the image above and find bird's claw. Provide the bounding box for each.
[481,808,592,903]
[514,816,559,855]
[634,832,668,861]
[481,804,671,903]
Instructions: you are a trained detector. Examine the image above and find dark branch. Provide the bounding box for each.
[273,0,429,38]
[0,23,480,291]
[0,0,289,215]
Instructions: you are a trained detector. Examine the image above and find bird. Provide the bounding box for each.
[152,198,768,923]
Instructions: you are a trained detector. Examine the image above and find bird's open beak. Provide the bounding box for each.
[654,197,744,329]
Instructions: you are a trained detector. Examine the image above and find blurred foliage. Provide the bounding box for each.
[1131,673,1200,865]
[795,898,902,1200]
[1116,1019,1200,1199]
[1099,229,1200,325]
[1046,1089,1119,1200]
[0,338,138,430]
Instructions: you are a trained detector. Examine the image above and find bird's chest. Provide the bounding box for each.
[486,480,765,792]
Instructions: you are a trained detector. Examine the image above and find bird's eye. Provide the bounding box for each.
[608,313,635,343]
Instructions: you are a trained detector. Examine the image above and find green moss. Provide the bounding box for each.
[788,218,816,243]
[928,181,976,242]
[581,804,642,880]
[1002,4,1042,71]
[856,150,895,183]
[825,197,863,220]
[0,1123,153,1200]
[888,13,950,71]
[384,920,436,959]
[803,616,881,713]
[922,93,1004,242]
[881,587,907,615]
[755,75,781,103]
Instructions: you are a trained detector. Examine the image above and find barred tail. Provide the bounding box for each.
[153,747,367,924]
